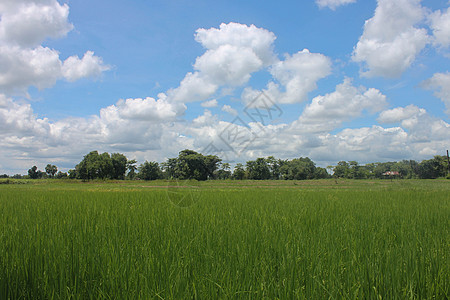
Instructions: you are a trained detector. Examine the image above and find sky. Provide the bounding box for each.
[0,0,449,174]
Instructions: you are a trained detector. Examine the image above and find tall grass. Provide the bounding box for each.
[0,182,448,299]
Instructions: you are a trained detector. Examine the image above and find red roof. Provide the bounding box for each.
[382,171,400,176]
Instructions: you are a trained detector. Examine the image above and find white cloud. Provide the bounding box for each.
[422,72,450,115]
[195,22,276,66]
[0,0,109,95]
[0,92,189,173]
[168,72,218,103]
[103,96,186,122]
[270,49,332,104]
[294,78,387,132]
[429,7,450,48]
[0,0,73,48]
[316,0,357,10]
[352,0,429,78]
[168,23,277,103]
[242,49,332,105]
[378,105,450,144]
[221,104,238,116]
[319,126,411,162]
[62,51,111,82]
[0,46,62,93]
[1,91,449,174]
[194,44,263,86]
[378,104,426,124]
[201,99,218,108]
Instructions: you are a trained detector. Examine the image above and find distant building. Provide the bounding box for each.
[382,171,400,176]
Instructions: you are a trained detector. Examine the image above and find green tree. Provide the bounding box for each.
[232,163,245,180]
[216,162,231,179]
[126,159,137,180]
[333,161,350,178]
[55,171,68,179]
[246,158,271,180]
[111,153,128,180]
[348,161,365,179]
[314,167,330,179]
[28,166,41,179]
[280,157,316,180]
[204,155,222,179]
[169,149,215,181]
[266,156,281,180]
[45,164,58,178]
[68,169,77,179]
[418,156,446,179]
[138,161,161,180]
[75,151,113,180]
[161,158,177,179]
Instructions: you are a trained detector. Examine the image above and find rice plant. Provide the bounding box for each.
[0,180,448,299]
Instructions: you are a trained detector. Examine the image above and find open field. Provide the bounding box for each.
[0,179,449,299]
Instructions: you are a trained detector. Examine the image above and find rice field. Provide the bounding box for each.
[0,179,449,299]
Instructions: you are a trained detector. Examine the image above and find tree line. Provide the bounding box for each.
[3,149,449,180]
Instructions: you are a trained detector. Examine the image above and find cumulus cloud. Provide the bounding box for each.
[103,95,186,122]
[378,104,426,124]
[429,7,450,48]
[319,126,411,162]
[242,49,332,105]
[352,0,429,78]
[422,72,450,115]
[168,22,276,103]
[194,22,276,65]
[316,0,357,10]
[293,78,387,132]
[168,72,218,103]
[221,104,238,116]
[194,45,263,86]
[0,46,62,93]
[377,105,450,146]
[0,0,73,47]
[201,99,218,108]
[62,51,111,82]
[0,0,109,94]
[0,92,188,172]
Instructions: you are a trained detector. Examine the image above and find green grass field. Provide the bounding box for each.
[0,179,448,299]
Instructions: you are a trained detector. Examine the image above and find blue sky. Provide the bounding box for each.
[0,0,449,174]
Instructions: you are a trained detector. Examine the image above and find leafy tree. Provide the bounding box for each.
[315,167,330,179]
[280,157,316,180]
[76,151,99,180]
[418,156,446,179]
[161,158,177,179]
[204,155,222,179]
[111,153,127,180]
[28,166,42,179]
[138,161,162,180]
[232,163,246,180]
[246,158,271,180]
[45,164,58,178]
[68,169,77,179]
[167,149,218,181]
[126,159,137,180]
[55,171,68,179]
[266,156,282,180]
[348,161,365,179]
[215,162,231,179]
[97,152,114,179]
[75,151,114,180]
[333,161,349,178]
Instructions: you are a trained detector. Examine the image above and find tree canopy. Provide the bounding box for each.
[20,150,449,181]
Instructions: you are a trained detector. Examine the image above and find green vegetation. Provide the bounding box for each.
[0,179,448,299]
